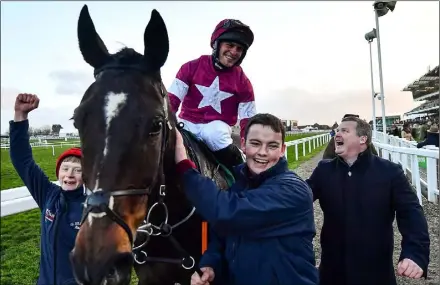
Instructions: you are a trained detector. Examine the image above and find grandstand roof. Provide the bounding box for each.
[402,65,439,101]
[404,99,439,116]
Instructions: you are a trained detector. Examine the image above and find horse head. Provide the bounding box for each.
[69,5,175,285]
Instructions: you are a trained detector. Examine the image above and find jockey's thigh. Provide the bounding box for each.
[200,120,233,151]
[178,118,203,140]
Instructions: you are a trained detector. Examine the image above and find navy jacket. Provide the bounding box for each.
[177,157,319,285]
[417,132,439,148]
[9,120,86,285]
[307,150,430,285]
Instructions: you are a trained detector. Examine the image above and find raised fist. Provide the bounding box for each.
[15,93,40,114]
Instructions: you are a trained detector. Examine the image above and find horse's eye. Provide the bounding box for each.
[149,120,163,136]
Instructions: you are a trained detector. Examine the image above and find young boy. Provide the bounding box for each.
[9,93,86,285]
[174,113,318,285]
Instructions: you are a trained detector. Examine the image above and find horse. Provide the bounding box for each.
[69,5,242,285]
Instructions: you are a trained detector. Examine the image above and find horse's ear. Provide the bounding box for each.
[77,5,110,69]
[143,9,169,71]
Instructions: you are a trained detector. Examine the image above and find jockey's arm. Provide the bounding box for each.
[237,75,256,140]
[167,61,193,113]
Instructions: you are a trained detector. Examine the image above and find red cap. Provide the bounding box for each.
[55,147,82,178]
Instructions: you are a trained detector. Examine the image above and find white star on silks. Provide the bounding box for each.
[196,76,234,114]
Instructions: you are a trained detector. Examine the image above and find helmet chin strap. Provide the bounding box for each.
[213,57,228,70]
[212,40,227,70]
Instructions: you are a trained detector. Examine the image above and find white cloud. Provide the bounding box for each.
[1,86,81,134]
[0,1,438,134]
[1,86,21,112]
[49,70,94,96]
[255,86,418,125]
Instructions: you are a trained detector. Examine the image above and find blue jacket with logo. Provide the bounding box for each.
[177,157,319,285]
[9,120,85,285]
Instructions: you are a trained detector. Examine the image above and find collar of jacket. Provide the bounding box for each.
[61,185,86,201]
[336,147,373,171]
[234,156,289,187]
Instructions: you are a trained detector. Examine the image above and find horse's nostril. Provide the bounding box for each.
[106,252,134,282]
[106,267,117,279]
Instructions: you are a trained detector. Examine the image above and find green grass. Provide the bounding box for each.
[286,138,327,170]
[0,132,327,284]
[1,210,41,285]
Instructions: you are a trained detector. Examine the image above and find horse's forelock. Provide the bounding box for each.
[75,67,168,193]
[113,47,144,65]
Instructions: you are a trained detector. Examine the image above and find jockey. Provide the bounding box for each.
[167,19,257,170]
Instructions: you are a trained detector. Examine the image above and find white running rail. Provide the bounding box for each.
[1,133,331,217]
[373,132,439,205]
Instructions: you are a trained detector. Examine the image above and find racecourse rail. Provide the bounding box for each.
[373,132,439,205]
[1,132,330,217]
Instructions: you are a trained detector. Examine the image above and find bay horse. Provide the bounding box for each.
[69,5,242,285]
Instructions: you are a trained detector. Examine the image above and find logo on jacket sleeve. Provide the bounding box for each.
[70,221,81,230]
[45,209,55,222]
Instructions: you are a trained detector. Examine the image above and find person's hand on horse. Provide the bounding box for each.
[14,93,40,121]
[397,258,424,279]
[191,267,215,285]
[175,130,188,163]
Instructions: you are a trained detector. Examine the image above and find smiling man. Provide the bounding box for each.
[174,113,319,285]
[323,113,378,159]
[307,116,430,285]
[167,18,257,173]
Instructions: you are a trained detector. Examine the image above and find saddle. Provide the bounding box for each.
[179,129,236,189]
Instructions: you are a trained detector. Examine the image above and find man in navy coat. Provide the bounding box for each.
[307,116,430,285]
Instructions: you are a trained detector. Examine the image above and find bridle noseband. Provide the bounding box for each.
[80,188,151,245]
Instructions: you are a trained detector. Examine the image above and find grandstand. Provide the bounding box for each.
[281,119,298,131]
[402,65,439,120]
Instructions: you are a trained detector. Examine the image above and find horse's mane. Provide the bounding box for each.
[112,47,144,65]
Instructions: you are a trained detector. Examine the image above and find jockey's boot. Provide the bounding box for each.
[214,144,244,174]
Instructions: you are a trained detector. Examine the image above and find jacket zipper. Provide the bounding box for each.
[53,195,67,285]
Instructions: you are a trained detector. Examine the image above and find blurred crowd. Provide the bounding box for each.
[388,115,439,148]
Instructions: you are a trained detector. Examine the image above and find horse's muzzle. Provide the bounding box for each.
[70,251,133,285]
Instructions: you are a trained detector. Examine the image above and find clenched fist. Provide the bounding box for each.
[14,93,40,122]
[15,93,40,113]
[397,258,424,279]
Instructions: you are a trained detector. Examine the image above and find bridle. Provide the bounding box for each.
[79,63,197,271]
[131,121,197,270]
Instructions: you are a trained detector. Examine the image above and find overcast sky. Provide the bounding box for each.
[1,1,438,133]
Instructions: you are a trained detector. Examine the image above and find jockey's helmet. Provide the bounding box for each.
[210,19,254,68]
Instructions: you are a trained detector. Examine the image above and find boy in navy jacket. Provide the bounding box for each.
[10,93,86,285]
[174,113,318,285]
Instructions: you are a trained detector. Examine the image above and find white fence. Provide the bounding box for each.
[373,132,439,205]
[1,132,331,217]
[1,182,61,217]
[1,142,80,155]
[285,133,330,161]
